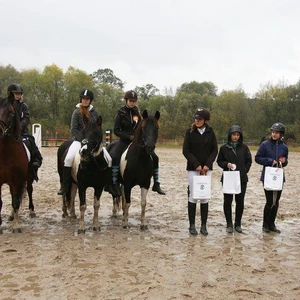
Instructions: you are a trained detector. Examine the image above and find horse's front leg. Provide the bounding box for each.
[122,185,131,229]
[78,186,87,234]
[0,190,3,234]
[92,189,102,232]
[140,188,148,230]
[8,207,14,222]
[11,194,22,233]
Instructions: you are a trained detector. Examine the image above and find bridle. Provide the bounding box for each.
[138,120,158,154]
[80,139,108,171]
[0,111,15,139]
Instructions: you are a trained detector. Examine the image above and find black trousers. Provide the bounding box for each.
[263,189,282,227]
[223,182,247,227]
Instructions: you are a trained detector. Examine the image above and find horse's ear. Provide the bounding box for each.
[154,111,160,121]
[8,96,14,105]
[97,115,102,127]
[142,110,148,119]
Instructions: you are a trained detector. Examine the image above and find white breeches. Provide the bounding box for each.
[64,141,81,167]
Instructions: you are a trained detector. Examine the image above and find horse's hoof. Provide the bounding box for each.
[140,225,148,231]
[12,228,22,233]
[30,212,36,218]
[93,227,101,232]
[78,229,85,234]
[8,216,14,222]
[123,225,128,229]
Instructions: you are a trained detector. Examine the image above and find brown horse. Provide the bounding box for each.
[0,97,28,233]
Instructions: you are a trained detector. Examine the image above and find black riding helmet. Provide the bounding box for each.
[271,123,285,135]
[193,108,210,120]
[124,90,138,101]
[80,89,94,102]
[7,83,23,95]
[228,125,243,143]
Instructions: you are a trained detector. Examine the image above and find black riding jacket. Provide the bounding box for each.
[114,105,141,142]
[15,100,30,135]
[71,104,99,142]
[217,140,252,183]
[182,124,218,171]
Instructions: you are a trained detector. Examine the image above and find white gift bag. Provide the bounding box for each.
[222,170,241,194]
[264,167,284,191]
[192,175,211,199]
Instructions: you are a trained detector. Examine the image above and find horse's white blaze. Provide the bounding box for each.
[93,144,103,157]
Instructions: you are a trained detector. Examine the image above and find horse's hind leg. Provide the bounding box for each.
[27,183,36,218]
[112,195,121,217]
[140,188,148,230]
[122,186,131,229]
[62,195,68,218]
[92,189,102,232]
[78,187,87,234]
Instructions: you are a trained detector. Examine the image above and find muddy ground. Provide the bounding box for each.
[0,147,300,300]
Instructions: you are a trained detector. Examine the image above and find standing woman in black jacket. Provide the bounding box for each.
[217,125,252,234]
[183,108,218,236]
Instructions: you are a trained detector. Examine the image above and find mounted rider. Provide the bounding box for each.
[108,90,166,196]
[7,83,43,181]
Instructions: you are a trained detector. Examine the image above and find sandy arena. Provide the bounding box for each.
[0,147,300,300]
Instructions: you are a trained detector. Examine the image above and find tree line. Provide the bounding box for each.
[0,63,299,144]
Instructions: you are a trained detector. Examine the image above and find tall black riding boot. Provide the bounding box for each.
[58,167,72,196]
[188,202,198,235]
[263,204,272,232]
[270,204,281,233]
[200,203,208,236]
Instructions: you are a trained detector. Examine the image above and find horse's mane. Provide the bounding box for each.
[132,119,145,144]
[0,97,21,139]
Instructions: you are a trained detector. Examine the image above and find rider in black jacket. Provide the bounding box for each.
[109,90,165,196]
[7,84,43,181]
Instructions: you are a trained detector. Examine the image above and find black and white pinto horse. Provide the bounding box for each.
[57,116,118,233]
[119,110,160,230]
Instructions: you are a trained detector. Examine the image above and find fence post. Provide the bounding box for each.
[32,123,42,150]
[105,129,112,146]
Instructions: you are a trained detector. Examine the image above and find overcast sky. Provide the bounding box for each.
[1,0,299,96]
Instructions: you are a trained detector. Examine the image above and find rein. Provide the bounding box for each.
[91,154,109,171]
[0,112,20,141]
[82,141,109,171]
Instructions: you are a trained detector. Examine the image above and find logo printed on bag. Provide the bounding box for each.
[272,176,277,181]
